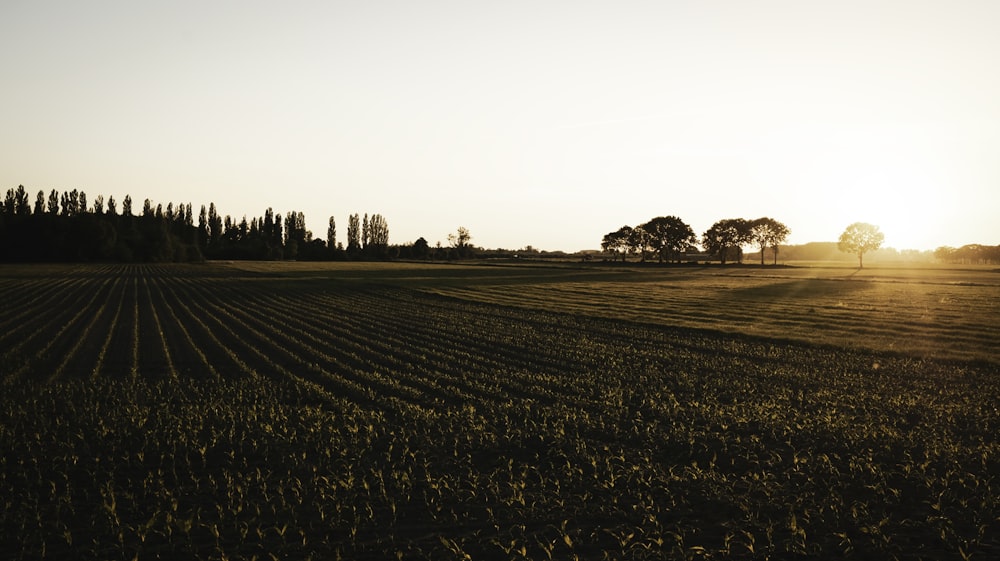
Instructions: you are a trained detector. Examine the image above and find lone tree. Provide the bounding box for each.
[750,217,791,265]
[447,226,473,259]
[702,218,752,265]
[838,222,884,268]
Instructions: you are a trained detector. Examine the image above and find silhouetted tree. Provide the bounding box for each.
[47,189,60,214]
[628,225,650,262]
[346,213,361,256]
[641,216,697,263]
[750,217,791,265]
[412,237,430,259]
[367,214,389,257]
[838,222,884,268]
[601,225,633,262]
[362,213,370,250]
[5,185,31,216]
[447,226,473,259]
[63,189,81,216]
[702,218,752,264]
[197,204,208,249]
[33,190,45,215]
[327,216,336,250]
[207,203,222,246]
[284,211,307,259]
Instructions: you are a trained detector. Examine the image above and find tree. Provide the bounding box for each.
[198,205,208,248]
[207,203,223,246]
[628,225,651,262]
[60,191,71,216]
[838,222,884,268]
[702,218,752,265]
[63,189,80,215]
[367,214,389,256]
[362,213,370,250]
[12,185,31,216]
[641,216,697,263]
[47,189,60,214]
[750,217,791,265]
[272,213,283,258]
[346,213,361,255]
[327,216,337,250]
[447,226,473,259]
[2,188,15,216]
[284,211,307,259]
[33,190,45,215]
[601,225,633,262]
[6,186,28,215]
[122,195,133,217]
[412,237,430,259]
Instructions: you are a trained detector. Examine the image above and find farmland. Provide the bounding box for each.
[1,262,999,560]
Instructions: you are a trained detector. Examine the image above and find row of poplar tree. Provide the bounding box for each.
[0,185,391,262]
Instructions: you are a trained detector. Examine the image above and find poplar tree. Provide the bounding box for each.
[327,216,336,249]
[346,213,361,255]
[47,189,59,214]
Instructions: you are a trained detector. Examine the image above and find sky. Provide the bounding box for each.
[2,0,998,252]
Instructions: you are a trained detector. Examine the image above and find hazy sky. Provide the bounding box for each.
[2,1,997,251]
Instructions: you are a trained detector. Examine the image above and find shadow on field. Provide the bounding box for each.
[729,278,870,300]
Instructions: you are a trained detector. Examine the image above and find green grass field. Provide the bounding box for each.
[1,261,998,559]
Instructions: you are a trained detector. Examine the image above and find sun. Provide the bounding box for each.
[851,171,945,251]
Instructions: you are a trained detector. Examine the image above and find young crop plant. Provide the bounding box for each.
[0,263,997,559]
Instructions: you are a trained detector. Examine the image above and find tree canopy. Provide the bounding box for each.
[702,218,752,265]
[640,216,698,263]
[601,225,634,262]
[750,217,791,265]
[838,222,884,268]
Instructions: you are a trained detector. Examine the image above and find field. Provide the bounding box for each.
[1,261,998,560]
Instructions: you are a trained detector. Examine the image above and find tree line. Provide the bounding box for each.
[602,216,791,265]
[933,244,1000,265]
[0,185,408,262]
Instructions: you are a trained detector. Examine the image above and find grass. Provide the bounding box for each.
[219,260,1000,364]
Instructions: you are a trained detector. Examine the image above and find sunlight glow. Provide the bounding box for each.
[1,1,997,251]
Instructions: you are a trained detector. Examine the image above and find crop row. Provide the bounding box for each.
[1,263,998,559]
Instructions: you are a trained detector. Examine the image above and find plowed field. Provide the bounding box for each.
[1,262,998,559]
